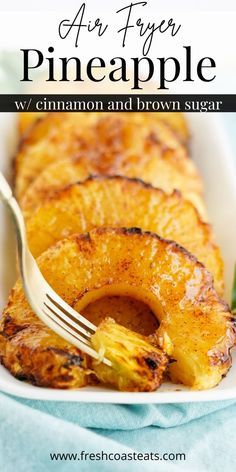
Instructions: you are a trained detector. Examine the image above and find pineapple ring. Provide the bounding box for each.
[18,111,189,144]
[15,113,203,213]
[1,228,235,390]
[25,176,223,294]
[20,155,206,219]
[20,156,207,221]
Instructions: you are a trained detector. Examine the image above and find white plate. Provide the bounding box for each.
[0,112,236,403]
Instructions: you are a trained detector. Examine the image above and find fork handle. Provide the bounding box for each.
[0,172,30,278]
[0,173,24,235]
[0,172,13,201]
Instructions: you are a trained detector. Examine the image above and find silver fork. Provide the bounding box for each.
[0,172,111,366]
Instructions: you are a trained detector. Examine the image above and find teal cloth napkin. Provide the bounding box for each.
[0,391,236,472]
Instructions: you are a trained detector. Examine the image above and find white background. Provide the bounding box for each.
[0,1,235,93]
[1,0,236,11]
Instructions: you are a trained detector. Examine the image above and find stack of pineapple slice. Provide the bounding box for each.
[0,111,235,392]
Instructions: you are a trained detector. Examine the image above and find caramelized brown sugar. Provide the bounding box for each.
[0,229,234,390]
[16,113,203,215]
[25,176,223,294]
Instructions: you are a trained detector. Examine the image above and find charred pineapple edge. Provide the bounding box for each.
[0,228,235,391]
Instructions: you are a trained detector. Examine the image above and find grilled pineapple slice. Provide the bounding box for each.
[1,229,234,390]
[91,317,168,391]
[25,176,223,294]
[15,113,202,210]
[21,155,205,219]
[0,315,93,389]
[18,111,189,143]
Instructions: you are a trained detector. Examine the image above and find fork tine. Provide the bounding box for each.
[42,306,111,365]
[46,293,96,332]
[44,302,91,345]
[45,297,92,339]
[0,174,112,366]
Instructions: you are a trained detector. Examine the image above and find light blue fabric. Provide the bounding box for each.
[0,84,235,472]
[0,392,236,472]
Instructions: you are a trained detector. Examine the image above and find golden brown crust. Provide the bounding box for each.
[0,293,94,389]
[25,176,223,294]
[20,154,206,219]
[15,113,202,213]
[2,326,94,389]
[0,229,234,390]
[18,111,189,144]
